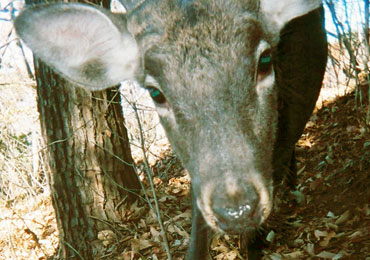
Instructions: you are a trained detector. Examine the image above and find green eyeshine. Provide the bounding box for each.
[258,52,272,74]
[260,55,271,64]
[148,87,166,104]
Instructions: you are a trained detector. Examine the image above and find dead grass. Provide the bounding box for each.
[0,73,58,260]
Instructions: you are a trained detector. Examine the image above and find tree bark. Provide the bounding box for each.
[27,0,141,258]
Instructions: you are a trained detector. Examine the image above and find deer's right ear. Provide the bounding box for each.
[14,3,140,91]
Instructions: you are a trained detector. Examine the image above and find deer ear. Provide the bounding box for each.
[261,0,322,31]
[14,3,140,91]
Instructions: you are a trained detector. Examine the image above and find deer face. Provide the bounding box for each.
[14,0,324,232]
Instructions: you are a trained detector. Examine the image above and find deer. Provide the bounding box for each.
[14,0,327,258]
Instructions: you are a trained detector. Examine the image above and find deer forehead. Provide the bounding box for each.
[138,10,268,100]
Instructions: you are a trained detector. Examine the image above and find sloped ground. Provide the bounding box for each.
[293,88,370,259]
[0,81,368,259]
[264,84,370,259]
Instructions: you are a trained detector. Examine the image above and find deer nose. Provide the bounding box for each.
[211,185,259,232]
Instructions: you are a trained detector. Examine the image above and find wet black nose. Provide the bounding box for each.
[211,185,260,232]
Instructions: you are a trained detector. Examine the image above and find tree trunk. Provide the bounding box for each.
[28,0,141,258]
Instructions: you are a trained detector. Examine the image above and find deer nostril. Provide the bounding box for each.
[211,186,260,232]
[213,204,253,220]
[226,204,253,218]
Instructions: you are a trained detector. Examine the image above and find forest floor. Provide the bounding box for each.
[0,75,369,259]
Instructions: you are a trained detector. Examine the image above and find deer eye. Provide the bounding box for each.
[147,86,166,104]
[258,50,272,75]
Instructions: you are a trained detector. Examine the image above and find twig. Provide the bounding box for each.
[63,241,85,260]
[132,101,172,260]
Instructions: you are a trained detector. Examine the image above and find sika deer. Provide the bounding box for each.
[14,0,327,258]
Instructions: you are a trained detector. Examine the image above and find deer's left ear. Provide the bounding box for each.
[261,0,323,31]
